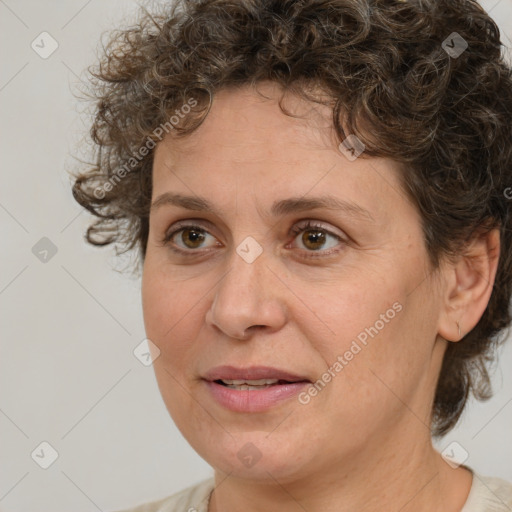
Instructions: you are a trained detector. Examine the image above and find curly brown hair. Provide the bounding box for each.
[72,0,512,436]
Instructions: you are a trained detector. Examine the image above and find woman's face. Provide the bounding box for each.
[142,82,448,482]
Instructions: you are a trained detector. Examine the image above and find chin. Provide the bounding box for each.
[188,429,314,483]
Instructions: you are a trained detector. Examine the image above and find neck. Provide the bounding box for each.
[208,431,473,512]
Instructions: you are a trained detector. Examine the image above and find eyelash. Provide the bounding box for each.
[161,220,346,259]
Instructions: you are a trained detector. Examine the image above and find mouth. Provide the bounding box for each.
[202,366,311,412]
[214,378,306,390]
[203,365,310,386]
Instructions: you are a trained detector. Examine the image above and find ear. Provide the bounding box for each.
[437,228,500,342]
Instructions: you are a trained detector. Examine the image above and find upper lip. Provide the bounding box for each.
[203,365,310,382]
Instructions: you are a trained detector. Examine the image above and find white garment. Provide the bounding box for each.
[114,472,512,512]
[461,474,512,512]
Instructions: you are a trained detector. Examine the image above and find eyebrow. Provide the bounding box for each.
[150,192,375,222]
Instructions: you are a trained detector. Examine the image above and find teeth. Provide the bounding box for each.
[219,378,283,389]
[221,379,280,386]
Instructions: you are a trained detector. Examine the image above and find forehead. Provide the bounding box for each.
[151,83,412,224]
[156,82,336,158]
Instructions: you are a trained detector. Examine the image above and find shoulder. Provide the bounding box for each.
[462,473,512,512]
[111,478,215,512]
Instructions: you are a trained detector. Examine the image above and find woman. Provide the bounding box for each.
[72,0,512,510]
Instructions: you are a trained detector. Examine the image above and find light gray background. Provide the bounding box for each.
[0,1,511,510]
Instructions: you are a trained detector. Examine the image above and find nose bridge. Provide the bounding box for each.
[206,240,287,339]
[224,245,263,301]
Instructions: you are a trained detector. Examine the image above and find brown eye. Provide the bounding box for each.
[179,227,207,249]
[300,229,327,251]
[290,221,343,253]
[163,224,219,253]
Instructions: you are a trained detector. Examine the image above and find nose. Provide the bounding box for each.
[205,246,288,340]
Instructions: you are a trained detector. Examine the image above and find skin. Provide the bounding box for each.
[141,81,500,512]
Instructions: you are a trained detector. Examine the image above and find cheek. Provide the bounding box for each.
[312,284,438,436]
[290,269,425,404]
[288,265,406,360]
[141,259,203,365]
[141,261,209,426]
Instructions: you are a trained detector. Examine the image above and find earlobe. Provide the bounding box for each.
[437,228,500,343]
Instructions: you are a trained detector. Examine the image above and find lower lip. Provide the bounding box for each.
[204,380,309,412]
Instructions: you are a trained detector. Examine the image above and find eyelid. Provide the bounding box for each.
[161,218,348,256]
[287,220,347,258]
[162,219,216,241]
[161,220,220,250]
[288,219,345,240]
